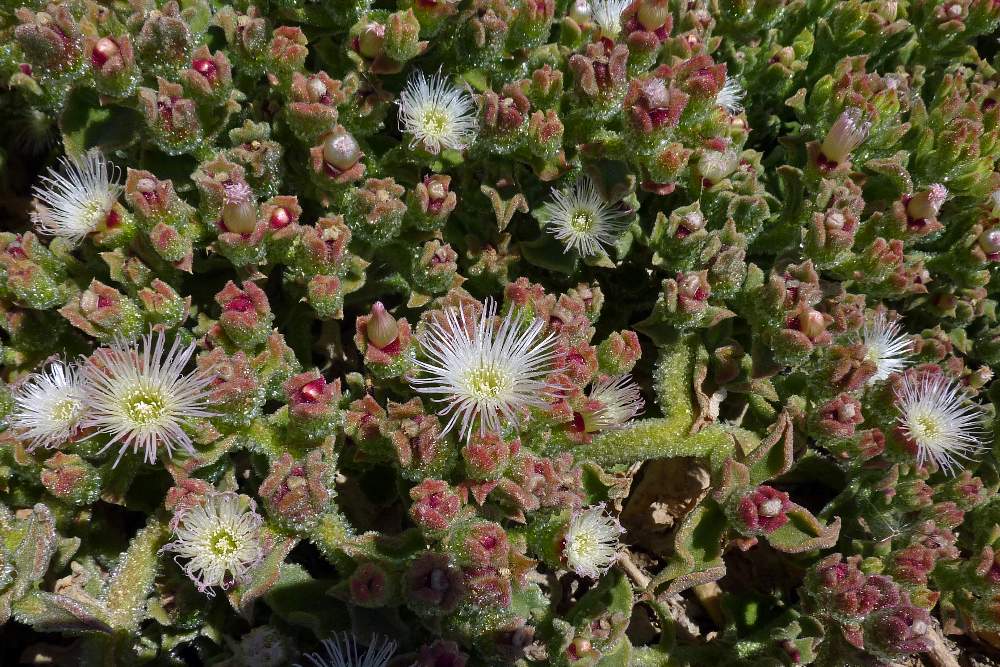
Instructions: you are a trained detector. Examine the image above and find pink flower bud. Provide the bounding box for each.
[366,302,400,350]
[322,129,363,171]
[91,37,120,68]
[410,479,462,532]
[906,183,947,220]
[820,107,870,165]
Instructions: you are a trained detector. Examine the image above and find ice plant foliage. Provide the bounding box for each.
[397,70,478,154]
[563,504,624,579]
[895,373,987,475]
[411,298,556,441]
[30,149,121,245]
[10,361,86,450]
[861,313,912,383]
[81,331,214,464]
[162,492,264,594]
[7,0,1000,664]
[296,633,397,667]
[543,177,630,257]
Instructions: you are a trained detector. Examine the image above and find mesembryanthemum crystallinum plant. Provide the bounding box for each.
[0,0,999,665]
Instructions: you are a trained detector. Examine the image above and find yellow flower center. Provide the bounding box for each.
[209,528,238,557]
[123,388,167,425]
[465,364,509,400]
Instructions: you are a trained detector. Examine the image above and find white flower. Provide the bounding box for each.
[895,373,987,475]
[588,374,645,429]
[411,298,556,442]
[861,313,912,384]
[563,504,624,579]
[398,70,478,155]
[297,633,397,667]
[162,492,264,594]
[80,331,214,465]
[591,0,630,36]
[31,149,122,245]
[716,76,745,115]
[10,361,87,450]
[543,177,630,257]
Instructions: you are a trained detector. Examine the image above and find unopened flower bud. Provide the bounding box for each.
[638,1,671,31]
[979,229,1000,260]
[221,199,258,235]
[699,150,738,185]
[367,302,399,349]
[322,129,362,171]
[358,22,386,59]
[906,183,947,220]
[820,107,870,165]
[410,479,462,532]
[91,38,120,68]
[568,0,592,23]
[799,308,827,339]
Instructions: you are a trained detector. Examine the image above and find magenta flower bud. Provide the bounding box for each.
[906,183,947,220]
[404,552,465,614]
[410,479,462,532]
[283,371,342,441]
[91,37,119,68]
[183,47,233,100]
[137,79,202,155]
[216,280,273,349]
[735,485,791,534]
[820,107,871,165]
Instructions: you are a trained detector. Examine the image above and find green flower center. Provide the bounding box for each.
[123,388,167,425]
[209,529,238,557]
[912,412,942,441]
[465,364,509,400]
[51,398,80,424]
[421,108,450,138]
[570,209,595,233]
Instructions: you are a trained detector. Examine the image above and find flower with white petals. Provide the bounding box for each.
[588,374,645,429]
[411,298,556,442]
[716,76,745,115]
[861,313,912,384]
[10,361,87,450]
[543,177,630,257]
[563,503,624,579]
[591,0,630,36]
[31,149,122,245]
[81,331,214,465]
[398,70,478,155]
[895,373,987,475]
[162,492,264,594]
[297,633,397,667]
